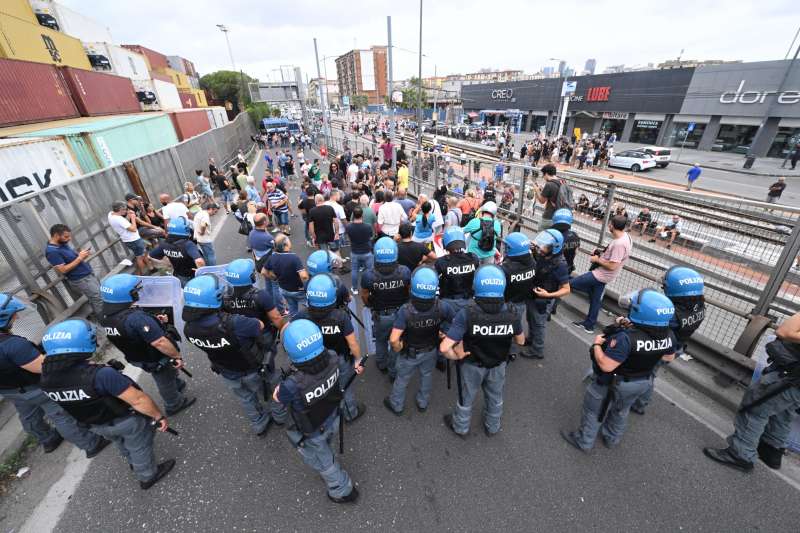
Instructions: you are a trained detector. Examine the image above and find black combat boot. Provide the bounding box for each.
[757,440,784,470]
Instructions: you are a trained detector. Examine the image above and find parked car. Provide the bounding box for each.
[635,146,671,168]
[35,13,59,30]
[136,91,157,105]
[484,126,505,139]
[87,54,112,70]
[608,150,657,172]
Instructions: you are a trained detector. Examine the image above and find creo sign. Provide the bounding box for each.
[490,89,514,100]
[720,80,800,105]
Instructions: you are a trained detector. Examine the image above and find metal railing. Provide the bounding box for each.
[0,113,257,339]
[318,129,800,366]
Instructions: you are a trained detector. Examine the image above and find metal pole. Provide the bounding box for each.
[432,64,438,125]
[387,16,397,171]
[557,95,570,139]
[751,219,800,316]
[313,38,329,149]
[321,59,333,142]
[596,183,616,247]
[745,42,800,166]
[416,0,423,153]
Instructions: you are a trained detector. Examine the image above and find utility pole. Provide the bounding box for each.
[313,38,329,148]
[432,64,438,125]
[416,0,423,152]
[216,24,246,111]
[387,15,396,170]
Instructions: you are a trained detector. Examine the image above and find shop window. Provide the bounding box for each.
[629,120,663,145]
[599,119,626,138]
[768,127,800,158]
[665,122,706,149]
[531,115,547,133]
[713,125,759,153]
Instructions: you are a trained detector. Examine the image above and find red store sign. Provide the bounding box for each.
[586,86,611,102]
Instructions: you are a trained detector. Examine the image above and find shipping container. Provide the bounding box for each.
[29,0,113,43]
[18,114,180,171]
[179,91,198,109]
[168,109,211,141]
[59,66,140,116]
[152,79,182,110]
[0,58,79,127]
[82,42,149,81]
[182,58,197,78]
[188,75,200,89]
[2,0,37,23]
[192,88,208,107]
[0,12,91,68]
[121,44,168,71]
[0,137,83,205]
[155,67,190,90]
[132,79,159,111]
[210,106,229,128]
[150,71,171,83]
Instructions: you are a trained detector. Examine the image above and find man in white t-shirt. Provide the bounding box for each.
[159,193,190,225]
[325,190,348,245]
[347,162,359,183]
[193,201,219,266]
[108,201,148,274]
[377,190,407,237]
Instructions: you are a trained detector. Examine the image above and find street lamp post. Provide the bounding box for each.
[416,0,423,152]
[216,24,246,110]
[549,57,570,138]
[313,38,330,149]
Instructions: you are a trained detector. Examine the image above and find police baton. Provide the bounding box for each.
[150,418,179,436]
[171,359,193,378]
[455,360,464,406]
[344,305,367,331]
[339,354,369,454]
[446,359,452,390]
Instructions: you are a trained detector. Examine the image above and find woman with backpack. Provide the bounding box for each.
[463,201,502,265]
[410,201,438,246]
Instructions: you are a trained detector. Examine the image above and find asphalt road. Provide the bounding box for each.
[28,151,800,532]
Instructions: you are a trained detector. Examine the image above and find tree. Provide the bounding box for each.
[400,77,427,110]
[350,94,369,109]
[200,70,257,111]
[246,102,276,129]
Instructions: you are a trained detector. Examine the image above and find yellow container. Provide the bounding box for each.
[193,88,207,107]
[154,67,191,90]
[0,12,90,69]
[1,0,37,23]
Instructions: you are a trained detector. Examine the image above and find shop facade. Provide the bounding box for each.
[461,59,800,157]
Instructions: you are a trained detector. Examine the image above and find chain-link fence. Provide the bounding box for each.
[317,128,800,362]
[0,112,257,339]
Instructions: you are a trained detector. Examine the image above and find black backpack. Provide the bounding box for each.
[477,218,495,252]
[555,179,574,210]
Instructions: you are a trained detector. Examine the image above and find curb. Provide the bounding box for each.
[668,159,799,178]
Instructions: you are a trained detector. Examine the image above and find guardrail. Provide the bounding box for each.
[319,128,800,384]
[0,113,258,340]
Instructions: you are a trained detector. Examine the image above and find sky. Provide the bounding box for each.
[61,0,799,83]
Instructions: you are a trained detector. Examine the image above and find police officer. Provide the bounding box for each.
[551,208,581,275]
[183,275,276,435]
[500,232,536,357]
[704,311,800,472]
[295,274,366,422]
[0,295,109,457]
[40,319,174,489]
[100,274,196,416]
[307,250,350,308]
[632,266,705,415]
[148,217,205,286]
[223,259,289,425]
[526,230,571,359]
[561,289,676,452]
[440,266,524,437]
[385,267,455,414]
[273,319,359,503]
[360,237,411,379]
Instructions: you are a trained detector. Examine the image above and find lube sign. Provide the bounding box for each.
[720,80,800,105]
[491,89,514,101]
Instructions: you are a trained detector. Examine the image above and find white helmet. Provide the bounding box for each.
[481,201,498,215]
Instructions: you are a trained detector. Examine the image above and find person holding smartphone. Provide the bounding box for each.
[45,224,104,316]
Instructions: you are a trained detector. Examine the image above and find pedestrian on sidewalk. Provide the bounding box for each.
[791,143,800,170]
[686,163,702,191]
[45,224,104,317]
[766,177,786,204]
[193,201,219,266]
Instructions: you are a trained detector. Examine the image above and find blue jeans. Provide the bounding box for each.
[131,362,187,413]
[350,252,374,290]
[280,288,306,319]
[389,348,437,411]
[90,415,156,482]
[452,361,507,435]
[0,386,100,450]
[285,412,353,498]
[728,369,800,463]
[527,299,553,357]
[220,371,275,434]
[198,242,216,266]
[569,272,607,329]
[573,377,650,449]
[271,281,287,314]
[372,311,399,378]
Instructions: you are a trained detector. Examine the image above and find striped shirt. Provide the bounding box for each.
[267,189,289,213]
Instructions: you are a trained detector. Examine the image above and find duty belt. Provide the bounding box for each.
[373,307,399,316]
[403,346,437,358]
[596,374,650,384]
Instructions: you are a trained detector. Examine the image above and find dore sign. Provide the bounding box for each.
[720,80,800,104]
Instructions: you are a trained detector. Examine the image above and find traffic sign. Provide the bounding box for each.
[687,122,696,132]
[342,96,350,106]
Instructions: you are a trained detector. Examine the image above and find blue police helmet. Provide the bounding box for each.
[225,259,256,287]
[183,274,224,309]
[306,274,337,308]
[662,266,704,297]
[504,232,531,257]
[473,265,506,298]
[411,267,438,299]
[623,289,675,327]
[374,236,398,264]
[443,226,466,248]
[0,294,26,330]
[306,250,333,275]
[533,229,564,254]
[167,216,192,237]
[100,274,141,304]
[552,208,574,227]
[283,319,325,363]
[42,319,97,356]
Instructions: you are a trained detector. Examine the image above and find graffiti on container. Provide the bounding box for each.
[0,169,64,204]
[41,35,62,63]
